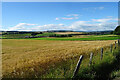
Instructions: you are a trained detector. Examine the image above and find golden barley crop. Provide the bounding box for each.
[2,39,116,78]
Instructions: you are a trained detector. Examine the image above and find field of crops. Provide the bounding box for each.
[2,32,120,41]
[32,35,120,41]
[2,39,116,78]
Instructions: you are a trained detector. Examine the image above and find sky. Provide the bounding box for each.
[2,2,118,31]
[2,0,120,2]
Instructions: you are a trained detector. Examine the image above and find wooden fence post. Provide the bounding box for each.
[73,55,83,78]
[110,44,112,53]
[115,41,117,49]
[89,53,93,66]
[101,48,103,60]
[118,39,120,46]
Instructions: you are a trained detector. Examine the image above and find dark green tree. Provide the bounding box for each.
[114,25,120,35]
[31,32,38,36]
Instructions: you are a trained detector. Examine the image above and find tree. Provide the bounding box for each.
[114,25,120,35]
[39,32,43,34]
[31,32,38,36]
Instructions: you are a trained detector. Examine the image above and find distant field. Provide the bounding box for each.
[2,33,31,38]
[32,35,120,41]
[2,39,116,78]
[2,31,120,41]
[55,32,83,34]
[2,33,120,41]
[2,32,64,39]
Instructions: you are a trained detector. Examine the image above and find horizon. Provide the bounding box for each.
[0,29,114,32]
[2,2,118,31]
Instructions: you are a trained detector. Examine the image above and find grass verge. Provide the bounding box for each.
[41,45,120,79]
[75,46,120,80]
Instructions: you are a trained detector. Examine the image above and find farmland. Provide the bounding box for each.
[2,1,120,79]
[32,35,120,41]
[1,31,120,41]
[1,31,120,79]
[2,39,117,78]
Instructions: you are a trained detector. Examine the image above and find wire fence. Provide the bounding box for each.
[73,39,120,78]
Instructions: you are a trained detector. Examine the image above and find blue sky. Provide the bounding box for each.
[2,0,120,2]
[2,2,118,31]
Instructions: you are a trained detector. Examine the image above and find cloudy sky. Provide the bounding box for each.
[2,2,118,31]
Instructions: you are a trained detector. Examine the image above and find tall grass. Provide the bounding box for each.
[41,44,120,79]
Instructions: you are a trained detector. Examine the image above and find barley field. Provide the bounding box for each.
[2,39,116,78]
[55,32,83,35]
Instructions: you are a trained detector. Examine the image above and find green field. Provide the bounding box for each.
[2,32,120,41]
[32,35,120,41]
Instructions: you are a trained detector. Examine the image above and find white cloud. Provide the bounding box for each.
[68,17,118,31]
[107,16,113,18]
[8,23,37,31]
[27,24,67,31]
[83,7,104,10]
[67,14,79,17]
[69,21,117,31]
[62,17,79,20]
[92,18,111,23]
[6,17,118,31]
[55,18,59,20]
[94,7,104,10]
[55,14,79,20]
[55,17,78,20]
[92,18,118,23]
[98,7,104,10]
[5,23,66,31]
[62,17,73,20]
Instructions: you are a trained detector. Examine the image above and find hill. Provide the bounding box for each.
[114,25,120,35]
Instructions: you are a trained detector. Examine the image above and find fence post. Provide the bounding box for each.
[118,39,120,46]
[73,55,83,78]
[115,41,117,49]
[101,48,103,60]
[110,44,112,53]
[89,53,93,66]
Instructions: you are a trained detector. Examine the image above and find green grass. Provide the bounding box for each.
[41,45,120,79]
[0,35,6,39]
[111,70,120,80]
[32,36,120,41]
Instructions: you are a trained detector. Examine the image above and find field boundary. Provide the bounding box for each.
[72,39,120,79]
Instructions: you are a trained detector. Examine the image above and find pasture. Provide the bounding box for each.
[32,35,120,41]
[2,39,117,78]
